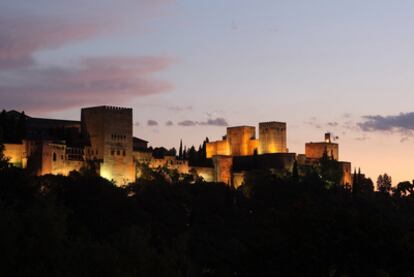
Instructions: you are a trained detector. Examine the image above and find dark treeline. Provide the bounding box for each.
[1,147,414,276]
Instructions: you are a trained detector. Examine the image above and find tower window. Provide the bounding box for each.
[52,152,57,162]
[117,150,120,155]
[111,150,114,156]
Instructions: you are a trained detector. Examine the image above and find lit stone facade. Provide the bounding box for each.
[81,106,135,185]
[3,143,25,168]
[258,122,287,154]
[40,141,84,176]
[207,122,288,158]
[227,126,257,156]
[305,133,339,161]
[2,109,354,189]
[213,155,233,185]
[340,162,352,187]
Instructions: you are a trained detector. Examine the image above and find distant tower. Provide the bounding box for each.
[81,106,135,185]
[325,132,332,143]
[258,122,287,154]
[226,126,256,156]
[305,133,339,161]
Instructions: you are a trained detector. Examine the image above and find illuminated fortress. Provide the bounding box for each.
[206,122,287,158]
[2,106,352,187]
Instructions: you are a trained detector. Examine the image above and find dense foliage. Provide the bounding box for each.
[1,154,414,276]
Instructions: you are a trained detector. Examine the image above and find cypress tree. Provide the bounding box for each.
[179,139,183,160]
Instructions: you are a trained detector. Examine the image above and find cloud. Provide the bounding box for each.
[0,15,104,70]
[165,120,174,126]
[327,122,339,127]
[147,120,159,126]
[0,56,174,112]
[200,117,229,126]
[177,117,229,127]
[178,120,197,127]
[358,112,414,134]
[0,1,175,113]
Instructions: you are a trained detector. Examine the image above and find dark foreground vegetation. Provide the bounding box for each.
[1,150,414,276]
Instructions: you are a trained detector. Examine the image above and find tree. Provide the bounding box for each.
[292,160,299,181]
[377,174,392,194]
[179,139,183,160]
[352,168,358,194]
[0,137,9,169]
[393,181,414,197]
[183,146,187,160]
[319,149,342,187]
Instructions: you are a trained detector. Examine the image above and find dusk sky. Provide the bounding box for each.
[1,0,414,183]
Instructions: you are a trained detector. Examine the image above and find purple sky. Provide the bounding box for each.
[2,0,414,184]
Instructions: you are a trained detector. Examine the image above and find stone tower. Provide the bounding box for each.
[258,122,287,154]
[226,126,256,156]
[81,106,135,185]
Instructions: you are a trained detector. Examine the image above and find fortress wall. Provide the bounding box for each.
[133,151,153,165]
[4,143,25,167]
[227,126,256,156]
[149,156,190,174]
[248,139,259,155]
[206,139,230,158]
[213,155,233,185]
[340,161,352,186]
[259,122,287,154]
[233,172,246,188]
[82,106,135,185]
[305,142,339,160]
[40,142,83,176]
[191,166,214,182]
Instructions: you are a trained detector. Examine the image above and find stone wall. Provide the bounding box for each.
[226,126,256,156]
[213,155,233,185]
[305,142,339,160]
[206,139,230,158]
[339,161,352,186]
[40,142,84,176]
[81,106,135,185]
[259,122,287,154]
[149,156,190,174]
[191,167,214,182]
[3,143,25,167]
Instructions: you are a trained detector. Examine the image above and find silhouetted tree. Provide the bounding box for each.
[393,181,414,197]
[0,141,9,169]
[319,149,342,187]
[352,168,358,194]
[292,160,299,181]
[377,173,392,194]
[179,139,183,160]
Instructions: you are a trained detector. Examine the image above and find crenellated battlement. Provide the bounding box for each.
[81,105,132,113]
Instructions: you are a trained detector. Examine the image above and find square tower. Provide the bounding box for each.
[305,134,339,161]
[259,122,287,154]
[81,106,135,185]
[226,126,256,156]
